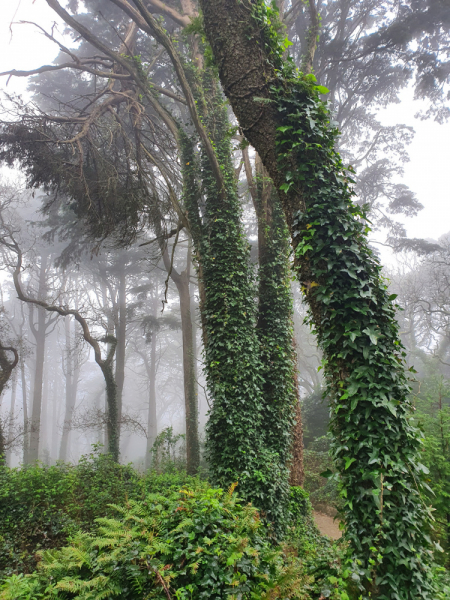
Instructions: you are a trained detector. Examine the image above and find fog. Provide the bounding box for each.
[0,0,449,473]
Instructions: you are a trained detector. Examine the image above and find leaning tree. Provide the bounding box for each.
[199,0,438,596]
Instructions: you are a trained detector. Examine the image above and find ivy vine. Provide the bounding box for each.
[181,69,293,534]
[248,1,436,597]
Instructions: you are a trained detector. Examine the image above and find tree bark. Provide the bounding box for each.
[5,367,18,466]
[114,260,127,437]
[158,229,200,474]
[0,345,19,463]
[27,252,50,463]
[145,295,158,471]
[28,303,47,463]
[59,316,80,462]
[20,354,29,464]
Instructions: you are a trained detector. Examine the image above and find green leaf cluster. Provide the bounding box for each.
[0,448,199,578]
[0,486,311,600]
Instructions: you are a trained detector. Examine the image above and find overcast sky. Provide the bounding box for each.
[1,0,450,247]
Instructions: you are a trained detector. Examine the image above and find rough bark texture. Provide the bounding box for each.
[200,0,291,223]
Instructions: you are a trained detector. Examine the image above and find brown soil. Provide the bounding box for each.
[313,511,342,540]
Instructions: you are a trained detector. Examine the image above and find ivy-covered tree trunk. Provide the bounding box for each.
[244,151,304,487]
[200,0,434,596]
[182,72,291,530]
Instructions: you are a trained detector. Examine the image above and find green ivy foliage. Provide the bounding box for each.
[0,486,311,600]
[181,71,292,532]
[255,185,297,492]
[249,1,436,596]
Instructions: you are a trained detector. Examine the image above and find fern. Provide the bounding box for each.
[1,487,311,599]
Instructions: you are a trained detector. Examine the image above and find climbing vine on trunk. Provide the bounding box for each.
[199,0,435,596]
[181,71,292,533]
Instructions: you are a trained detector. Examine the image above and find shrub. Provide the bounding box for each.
[0,485,311,599]
[0,447,201,578]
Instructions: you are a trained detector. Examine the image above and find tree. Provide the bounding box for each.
[0,217,120,460]
[199,0,435,596]
[0,0,303,528]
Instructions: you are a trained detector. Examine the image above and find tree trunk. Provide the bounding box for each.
[145,295,158,471]
[28,252,49,464]
[289,356,305,487]
[177,265,200,474]
[246,152,304,487]
[21,356,29,464]
[40,356,49,462]
[6,368,18,466]
[115,260,127,437]
[102,362,119,461]
[200,2,433,594]
[59,316,80,462]
[28,305,46,463]
[157,227,200,474]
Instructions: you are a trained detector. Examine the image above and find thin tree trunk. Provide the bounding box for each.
[145,296,158,471]
[6,368,18,466]
[40,357,49,462]
[158,234,200,474]
[21,356,28,464]
[28,306,46,463]
[177,266,199,474]
[59,316,80,461]
[115,261,127,438]
[102,362,119,461]
[52,370,60,461]
[28,253,49,464]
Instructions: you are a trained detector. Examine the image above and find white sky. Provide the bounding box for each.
[1,0,450,246]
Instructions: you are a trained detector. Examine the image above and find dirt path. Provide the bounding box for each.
[313,511,342,540]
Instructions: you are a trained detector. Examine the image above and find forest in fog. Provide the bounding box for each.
[0,1,449,599]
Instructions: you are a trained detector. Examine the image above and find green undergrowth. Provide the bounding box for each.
[0,447,200,578]
[0,485,313,600]
[1,452,447,599]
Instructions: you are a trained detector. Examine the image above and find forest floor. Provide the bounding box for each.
[313,511,342,540]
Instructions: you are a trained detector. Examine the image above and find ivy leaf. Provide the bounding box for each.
[320,469,333,478]
[417,463,430,475]
[363,327,380,345]
[388,294,398,301]
[276,125,293,133]
[315,85,330,95]
[345,457,356,470]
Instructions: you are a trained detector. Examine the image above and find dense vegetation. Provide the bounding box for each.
[0,0,449,598]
